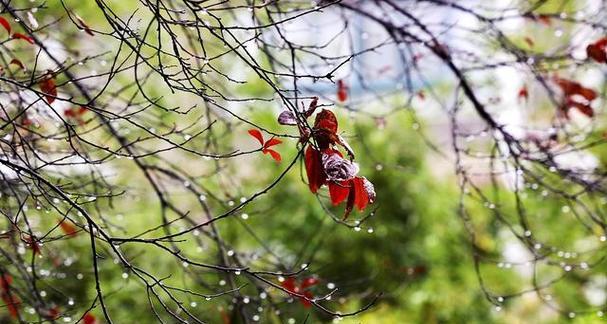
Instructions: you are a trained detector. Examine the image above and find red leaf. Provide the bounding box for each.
[587,44,607,63]
[554,77,597,101]
[64,107,88,125]
[304,97,318,117]
[344,185,355,220]
[352,177,370,211]
[39,76,57,104]
[328,181,349,206]
[1,292,20,319]
[578,87,598,101]
[250,130,282,161]
[12,32,34,44]
[565,98,594,118]
[263,148,282,162]
[220,308,231,324]
[43,306,60,320]
[248,129,264,145]
[0,17,11,34]
[25,236,41,255]
[277,110,298,125]
[342,177,375,218]
[280,277,297,293]
[587,37,607,63]
[518,85,528,102]
[337,80,348,102]
[263,137,282,149]
[417,90,425,100]
[304,146,326,193]
[83,312,97,324]
[59,220,78,236]
[537,14,552,26]
[21,115,32,126]
[524,37,534,47]
[9,59,24,70]
[362,177,376,204]
[0,274,12,291]
[313,109,339,149]
[596,37,607,48]
[314,109,338,135]
[300,290,313,308]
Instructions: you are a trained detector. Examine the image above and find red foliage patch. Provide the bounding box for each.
[277,98,376,218]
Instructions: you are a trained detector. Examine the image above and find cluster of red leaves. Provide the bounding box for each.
[554,77,597,118]
[306,110,375,219]
[280,277,319,308]
[336,79,348,102]
[64,106,89,125]
[0,16,34,44]
[0,274,20,320]
[587,37,607,63]
[278,99,375,219]
[248,129,282,162]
